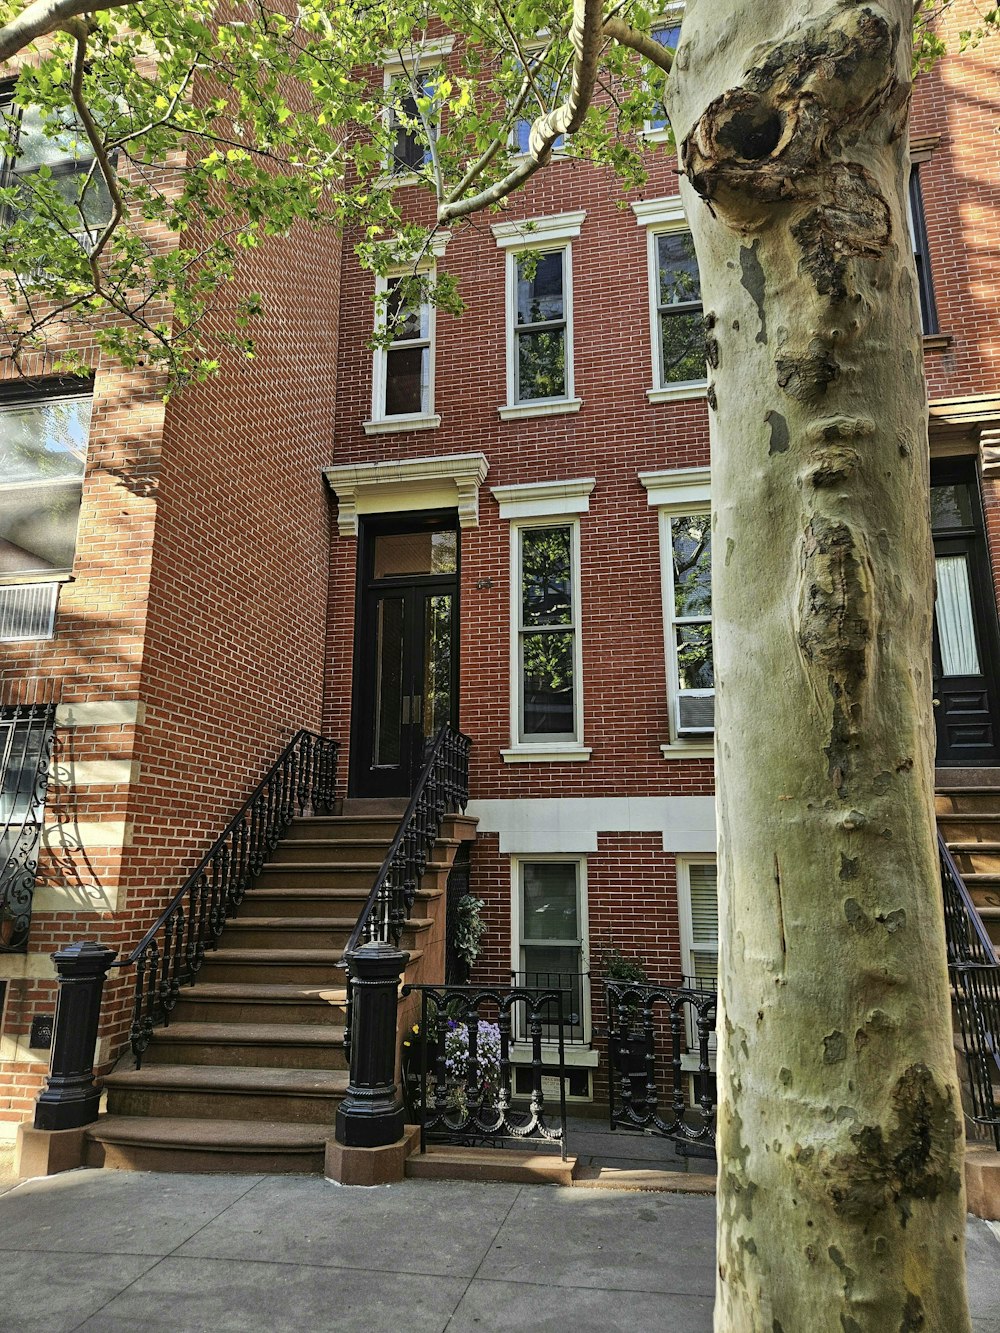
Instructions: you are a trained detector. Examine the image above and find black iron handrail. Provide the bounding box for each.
[345,723,470,955]
[125,729,339,1064]
[939,832,1000,1150]
[0,691,57,955]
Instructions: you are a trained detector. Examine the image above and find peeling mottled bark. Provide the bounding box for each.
[667,3,969,1329]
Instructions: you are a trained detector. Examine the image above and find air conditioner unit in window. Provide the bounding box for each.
[0,584,58,642]
[678,693,714,736]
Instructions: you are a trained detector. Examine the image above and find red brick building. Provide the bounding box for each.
[2,13,1000,1129]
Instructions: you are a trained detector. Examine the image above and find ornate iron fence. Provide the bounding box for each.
[402,982,568,1157]
[940,832,1000,1151]
[605,978,717,1156]
[345,724,470,955]
[0,690,57,954]
[125,729,338,1065]
[510,969,587,1044]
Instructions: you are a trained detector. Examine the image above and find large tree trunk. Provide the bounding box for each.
[666,4,970,1329]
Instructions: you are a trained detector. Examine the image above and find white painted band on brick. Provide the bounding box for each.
[42,820,132,849]
[0,953,58,981]
[50,759,137,788]
[465,796,717,854]
[32,883,119,913]
[55,700,144,729]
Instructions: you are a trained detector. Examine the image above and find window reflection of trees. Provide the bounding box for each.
[671,515,713,692]
[521,526,574,736]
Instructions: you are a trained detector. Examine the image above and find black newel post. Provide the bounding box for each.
[336,941,407,1148]
[34,940,117,1132]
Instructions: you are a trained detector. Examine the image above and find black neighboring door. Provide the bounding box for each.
[931,460,1000,767]
[351,514,459,798]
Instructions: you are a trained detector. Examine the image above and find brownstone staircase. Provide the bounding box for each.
[936,782,1000,955]
[84,802,475,1173]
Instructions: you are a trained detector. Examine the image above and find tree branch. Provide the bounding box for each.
[0,0,136,63]
[65,21,124,275]
[438,0,605,223]
[602,17,674,73]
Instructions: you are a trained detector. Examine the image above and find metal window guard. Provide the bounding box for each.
[0,691,57,955]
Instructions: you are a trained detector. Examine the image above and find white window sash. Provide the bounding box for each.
[510,517,584,746]
[510,854,591,1044]
[646,225,705,394]
[505,244,575,408]
[370,269,436,424]
[662,507,713,739]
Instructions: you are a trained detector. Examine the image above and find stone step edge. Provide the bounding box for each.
[86,1115,328,1151]
[103,1064,349,1094]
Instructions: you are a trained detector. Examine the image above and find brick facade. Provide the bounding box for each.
[2,9,1000,1125]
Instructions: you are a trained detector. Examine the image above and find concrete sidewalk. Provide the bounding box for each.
[0,1168,997,1332]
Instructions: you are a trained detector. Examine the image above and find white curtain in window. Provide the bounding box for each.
[935,555,981,677]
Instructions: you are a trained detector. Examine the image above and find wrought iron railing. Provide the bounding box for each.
[605,978,717,1156]
[940,832,1000,1151]
[510,969,588,1044]
[402,982,568,1157]
[0,691,57,954]
[125,729,338,1065]
[345,724,470,955]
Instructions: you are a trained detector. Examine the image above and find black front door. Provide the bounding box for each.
[351,515,459,798]
[931,460,1000,767]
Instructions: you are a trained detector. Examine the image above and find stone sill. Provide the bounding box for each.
[501,745,592,764]
[660,742,714,760]
[363,414,441,435]
[498,398,582,422]
[647,384,708,404]
[510,1044,599,1068]
[923,333,954,353]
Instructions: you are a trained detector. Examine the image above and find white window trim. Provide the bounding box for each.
[380,38,455,185]
[364,232,450,435]
[632,196,707,403]
[677,854,718,1071]
[493,211,585,419]
[640,466,714,758]
[494,479,593,761]
[639,8,684,144]
[325,451,489,538]
[510,853,591,1046]
[367,268,438,434]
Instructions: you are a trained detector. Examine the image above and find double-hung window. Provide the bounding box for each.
[513,54,564,156]
[493,478,593,761]
[514,857,589,1044]
[640,467,713,754]
[0,85,113,246]
[633,198,706,402]
[645,14,682,137]
[365,235,449,435]
[0,384,93,641]
[907,165,939,336]
[493,212,585,420]
[381,39,452,181]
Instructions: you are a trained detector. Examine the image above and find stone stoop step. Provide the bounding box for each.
[403,1145,718,1193]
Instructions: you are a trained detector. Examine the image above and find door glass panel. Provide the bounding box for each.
[936,554,982,676]
[373,596,405,766]
[422,593,452,737]
[374,530,457,578]
[931,483,976,532]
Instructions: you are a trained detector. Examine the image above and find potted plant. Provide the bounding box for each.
[601,947,651,1108]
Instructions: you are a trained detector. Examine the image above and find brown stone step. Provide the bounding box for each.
[936,790,1000,815]
[195,948,349,984]
[950,850,1000,877]
[221,916,432,951]
[103,1063,349,1124]
[85,1115,328,1174]
[254,862,452,891]
[340,798,408,817]
[283,816,402,841]
[269,839,394,865]
[144,1021,347,1071]
[948,842,1000,855]
[405,1144,576,1186]
[195,947,422,984]
[242,885,442,919]
[171,982,347,1025]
